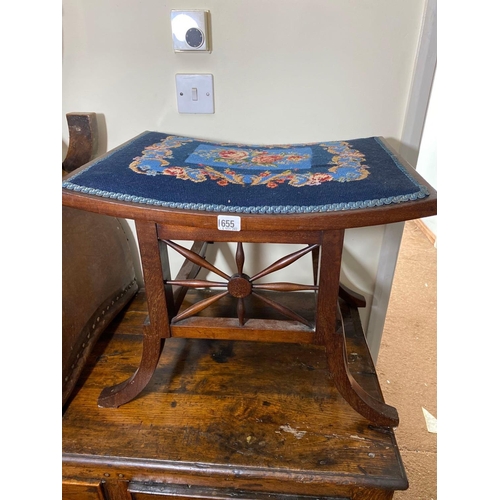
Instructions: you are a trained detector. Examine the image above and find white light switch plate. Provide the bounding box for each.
[176,74,214,114]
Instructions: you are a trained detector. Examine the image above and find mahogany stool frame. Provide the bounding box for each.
[62,137,437,428]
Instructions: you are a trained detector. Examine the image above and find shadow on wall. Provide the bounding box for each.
[95,113,108,157]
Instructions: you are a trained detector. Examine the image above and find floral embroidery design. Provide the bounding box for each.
[129,136,370,188]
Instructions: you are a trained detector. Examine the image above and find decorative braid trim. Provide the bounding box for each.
[62,134,429,214]
[62,179,429,214]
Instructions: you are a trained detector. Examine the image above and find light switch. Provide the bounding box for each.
[176,74,214,114]
[171,10,211,52]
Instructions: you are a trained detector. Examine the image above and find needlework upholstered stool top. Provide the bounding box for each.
[62,132,437,427]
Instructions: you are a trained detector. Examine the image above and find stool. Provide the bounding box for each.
[62,132,437,428]
[63,290,410,499]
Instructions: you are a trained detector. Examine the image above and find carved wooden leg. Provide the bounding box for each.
[318,230,399,427]
[98,334,165,408]
[98,220,171,408]
[326,304,399,427]
[312,243,367,308]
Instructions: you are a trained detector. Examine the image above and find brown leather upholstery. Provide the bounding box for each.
[62,207,138,407]
[62,112,139,407]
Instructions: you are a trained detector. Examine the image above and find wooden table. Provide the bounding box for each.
[63,290,409,500]
[62,132,436,499]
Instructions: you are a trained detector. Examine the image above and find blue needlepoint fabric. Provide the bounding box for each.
[62,132,429,214]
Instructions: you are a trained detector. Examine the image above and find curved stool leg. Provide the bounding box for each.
[317,229,398,427]
[98,333,165,408]
[99,220,171,408]
[324,309,399,427]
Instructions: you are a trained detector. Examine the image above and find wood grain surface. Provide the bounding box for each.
[63,291,407,499]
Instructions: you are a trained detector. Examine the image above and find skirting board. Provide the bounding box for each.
[415,218,436,246]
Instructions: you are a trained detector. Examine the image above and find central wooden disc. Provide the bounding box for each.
[227,274,252,298]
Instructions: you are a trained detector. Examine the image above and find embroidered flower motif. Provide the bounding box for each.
[129,137,370,188]
[286,154,306,163]
[218,150,249,161]
[308,173,332,185]
[163,167,185,176]
[251,153,284,166]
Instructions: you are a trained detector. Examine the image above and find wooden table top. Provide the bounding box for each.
[63,291,408,497]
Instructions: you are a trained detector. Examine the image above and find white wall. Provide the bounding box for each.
[416,67,437,238]
[62,0,427,354]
